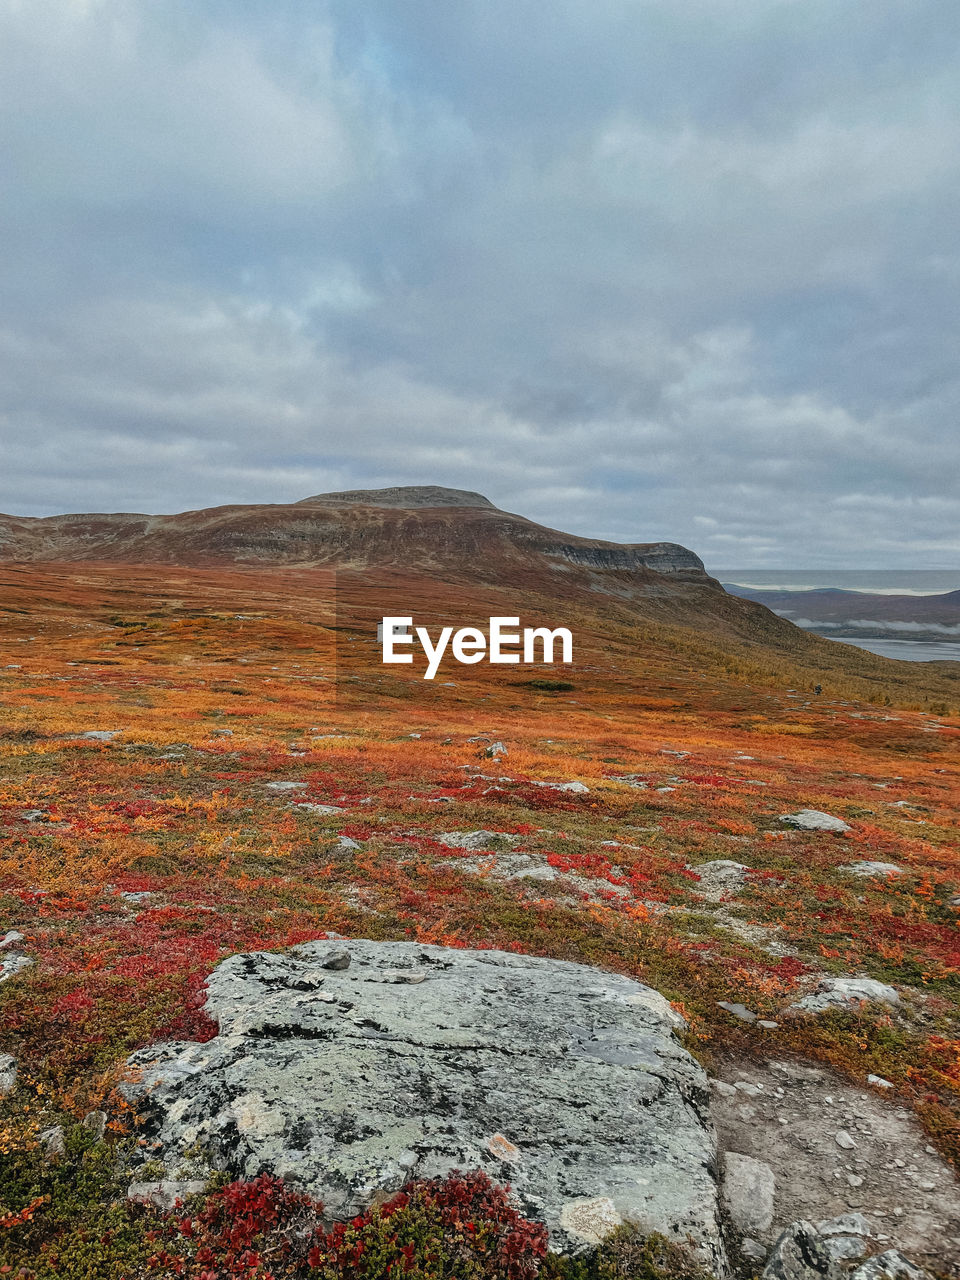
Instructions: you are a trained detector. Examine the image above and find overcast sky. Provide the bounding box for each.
[2,1,959,567]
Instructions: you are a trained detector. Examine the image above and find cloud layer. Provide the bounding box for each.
[2,0,959,567]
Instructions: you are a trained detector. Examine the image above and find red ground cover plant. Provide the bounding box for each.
[143,1170,547,1280]
[0,563,957,1271]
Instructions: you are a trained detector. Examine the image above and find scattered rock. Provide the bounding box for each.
[723,1152,776,1233]
[532,780,590,794]
[718,1000,757,1022]
[788,977,900,1016]
[436,830,521,851]
[835,1130,856,1150]
[20,810,49,823]
[779,810,851,834]
[0,930,24,948]
[295,803,346,815]
[0,953,33,983]
[610,774,648,789]
[484,742,507,758]
[264,781,306,791]
[83,1110,108,1140]
[711,1055,960,1270]
[78,730,121,741]
[123,940,725,1264]
[688,860,750,893]
[0,1053,16,1097]
[742,1237,769,1263]
[39,1125,66,1160]
[841,862,904,879]
[762,1219,833,1279]
[334,836,361,851]
[850,1252,932,1280]
[867,1074,894,1090]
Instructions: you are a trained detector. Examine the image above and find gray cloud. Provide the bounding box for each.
[1,0,958,567]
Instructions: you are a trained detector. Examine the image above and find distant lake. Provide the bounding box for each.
[819,636,960,663]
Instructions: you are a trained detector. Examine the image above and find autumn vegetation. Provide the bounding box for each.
[0,562,957,1277]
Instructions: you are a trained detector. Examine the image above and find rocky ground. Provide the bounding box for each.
[713,1055,960,1270]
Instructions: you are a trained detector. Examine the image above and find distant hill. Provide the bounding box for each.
[0,486,706,581]
[725,583,960,640]
[3,485,949,661]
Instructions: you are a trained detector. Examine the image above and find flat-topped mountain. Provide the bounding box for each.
[297,485,496,509]
[0,487,707,582]
[0,487,842,647]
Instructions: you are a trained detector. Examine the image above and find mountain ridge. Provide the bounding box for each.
[0,487,708,581]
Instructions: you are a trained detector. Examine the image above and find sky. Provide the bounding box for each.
[2,0,959,568]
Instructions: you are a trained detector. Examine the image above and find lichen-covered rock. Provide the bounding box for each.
[840,862,903,879]
[0,1053,15,1098]
[761,1219,930,1280]
[849,1251,931,1280]
[780,810,851,834]
[788,977,900,1016]
[762,1220,834,1279]
[122,940,724,1265]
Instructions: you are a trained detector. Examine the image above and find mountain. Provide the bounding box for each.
[3,485,938,659]
[725,583,960,640]
[0,486,707,581]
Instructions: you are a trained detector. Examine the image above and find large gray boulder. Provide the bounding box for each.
[123,940,724,1265]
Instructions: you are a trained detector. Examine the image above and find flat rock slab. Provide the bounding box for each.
[780,810,851,834]
[124,940,723,1264]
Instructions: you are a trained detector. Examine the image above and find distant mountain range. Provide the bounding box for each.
[724,583,960,641]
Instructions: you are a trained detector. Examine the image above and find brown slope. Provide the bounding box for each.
[0,485,935,664]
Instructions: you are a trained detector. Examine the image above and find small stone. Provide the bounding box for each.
[710,1079,738,1099]
[789,976,900,1016]
[734,1081,762,1097]
[82,1110,108,1140]
[0,1053,15,1098]
[717,1000,756,1022]
[836,1130,856,1150]
[867,1074,893,1090]
[841,861,904,879]
[741,1238,767,1263]
[335,836,361,851]
[39,1125,66,1160]
[319,950,351,971]
[723,1152,775,1233]
[758,1020,779,1029]
[379,969,426,984]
